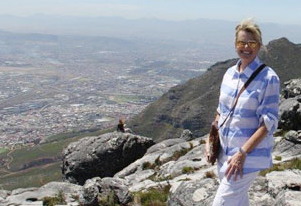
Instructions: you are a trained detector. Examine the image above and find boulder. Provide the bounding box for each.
[273,132,301,161]
[79,178,100,206]
[278,97,301,131]
[278,79,301,131]
[62,132,154,185]
[79,177,132,206]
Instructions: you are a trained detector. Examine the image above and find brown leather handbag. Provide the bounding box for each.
[208,120,220,165]
[207,64,266,165]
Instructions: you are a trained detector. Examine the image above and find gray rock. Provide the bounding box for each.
[115,136,214,194]
[283,79,301,98]
[278,97,301,131]
[273,134,301,161]
[119,169,156,186]
[168,178,218,206]
[100,177,132,205]
[285,130,301,144]
[249,176,274,206]
[266,170,301,197]
[79,177,101,206]
[274,190,301,206]
[0,190,10,205]
[62,132,154,185]
[5,182,82,205]
[180,129,194,141]
[79,177,132,206]
[146,138,185,154]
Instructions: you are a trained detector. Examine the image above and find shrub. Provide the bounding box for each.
[98,191,120,206]
[142,161,156,170]
[177,177,191,182]
[170,148,190,161]
[199,139,206,145]
[154,156,162,166]
[205,171,217,179]
[42,190,66,206]
[182,166,195,174]
[134,185,171,206]
[274,156,282,161]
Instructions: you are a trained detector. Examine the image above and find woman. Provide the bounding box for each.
[206,18,280,206]
[117,119,125,132]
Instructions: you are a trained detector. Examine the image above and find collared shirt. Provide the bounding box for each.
[217,56,280,174]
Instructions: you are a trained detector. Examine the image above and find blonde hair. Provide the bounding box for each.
[235,18,262,46]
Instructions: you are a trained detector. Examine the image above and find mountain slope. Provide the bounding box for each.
[128,38,301,142]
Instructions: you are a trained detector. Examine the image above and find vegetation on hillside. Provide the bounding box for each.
[0,127,113,190]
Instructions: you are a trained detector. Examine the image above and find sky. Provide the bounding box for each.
[0,0,300,26]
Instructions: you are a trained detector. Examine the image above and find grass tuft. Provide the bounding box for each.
[205,171,217,179]
[170,147,191,162]
[182,166,195,174]
[274,156,282,161]
[98,191,120,206]
[133,185,171,206]
[260,158,301,176]
[42,190,66,206]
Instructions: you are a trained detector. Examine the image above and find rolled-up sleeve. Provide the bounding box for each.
[217,103,221,114]
[256,75,280,134]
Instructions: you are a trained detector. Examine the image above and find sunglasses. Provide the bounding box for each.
[236,40,258,49]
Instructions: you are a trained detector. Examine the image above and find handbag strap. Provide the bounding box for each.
[219,63,266,128]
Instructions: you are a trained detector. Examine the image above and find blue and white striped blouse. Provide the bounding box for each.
[217,56,280,174]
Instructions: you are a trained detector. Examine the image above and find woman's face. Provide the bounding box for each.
[235,30,260,64]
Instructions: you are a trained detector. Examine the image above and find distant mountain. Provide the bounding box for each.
[0,29,58,42]
[128,38,301,142]
[0,15,301,45]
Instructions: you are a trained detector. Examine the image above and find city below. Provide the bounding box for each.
[0,32,234,149]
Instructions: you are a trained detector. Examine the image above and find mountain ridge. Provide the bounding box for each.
[1,15,300,44]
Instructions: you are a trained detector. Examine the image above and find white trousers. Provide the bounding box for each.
[212,151,258,206]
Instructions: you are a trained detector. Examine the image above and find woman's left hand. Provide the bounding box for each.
[225,151,246,181]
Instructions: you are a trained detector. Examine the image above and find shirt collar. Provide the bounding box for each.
[235,56,262,78]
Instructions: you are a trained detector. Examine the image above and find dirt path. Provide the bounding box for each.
[6,145,21,170]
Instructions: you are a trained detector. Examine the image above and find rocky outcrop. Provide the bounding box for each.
[1,182,82,206]
[62,132,154,185]
[2,131,301,205]
[114,134,212,192]
[278,79,301,131]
